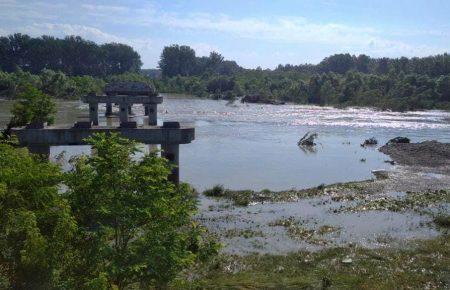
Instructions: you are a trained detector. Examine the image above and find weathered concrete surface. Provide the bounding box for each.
[11,125,195,146]
[82,95,162,105]
[105,81,157,96]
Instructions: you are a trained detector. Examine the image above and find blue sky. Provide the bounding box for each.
[0,0,449,68]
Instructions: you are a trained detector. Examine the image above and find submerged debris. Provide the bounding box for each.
[269,217,340,245]
[372,170,389,179]
[433,215,450,228]
[361,137,378,147]
[338,189,450,213]
[298,132,318,147]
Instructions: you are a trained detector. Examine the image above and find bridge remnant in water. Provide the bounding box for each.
[11,82,195,184]
[84,82,163,125]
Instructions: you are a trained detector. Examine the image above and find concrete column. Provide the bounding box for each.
[128,105,133,115]
[28,144,50,158]
[89,102,99,125]
[148,144,158,154]
[105,102,113,116]
[161,143,179,184]
[144,105,149,116]
[147,104,157,126]
[119,103,129,124]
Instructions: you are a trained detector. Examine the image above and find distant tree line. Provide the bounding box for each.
[158,45,242,78]
[0,33,449,111]
[155,45,450,111]
[0,68,157,100]
[0,34,142,76]
[276,53,450,77]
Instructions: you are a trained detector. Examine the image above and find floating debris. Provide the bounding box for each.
[342,257,353,264]
[361,137,378,147]
[298,132,318,147]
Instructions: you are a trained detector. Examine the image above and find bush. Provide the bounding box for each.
[0,133,218,289]
[203,184,226,197]
[64,133,207,288]
[11,84,56,126]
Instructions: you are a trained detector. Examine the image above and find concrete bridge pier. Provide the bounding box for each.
[147,104,157,126]
[161,143,179,184]
[144,105,149,116]
[119,103,129,123]
[89,102,99,125]
[28,144,50,157]
[105,103,113,116]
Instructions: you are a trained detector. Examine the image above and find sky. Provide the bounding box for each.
[0,0,449,69]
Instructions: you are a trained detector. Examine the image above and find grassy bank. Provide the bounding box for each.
[174,236,449,289]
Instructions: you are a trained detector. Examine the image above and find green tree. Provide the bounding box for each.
[10,84,56,126]
[159,45,197,77]
[64,133,202,289]
[0,143,77,289]
[437,75,450,102]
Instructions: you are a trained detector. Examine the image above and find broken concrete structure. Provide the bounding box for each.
[11,82,194,184]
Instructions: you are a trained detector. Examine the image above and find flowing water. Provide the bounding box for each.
[1,94,449,191]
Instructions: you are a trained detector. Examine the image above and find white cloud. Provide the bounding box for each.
[22,23,123,43]
[81,4,129,13]
[0,1,448,67]
[148,12,447,58]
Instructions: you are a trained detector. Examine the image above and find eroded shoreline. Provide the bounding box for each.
[196,141,450,255]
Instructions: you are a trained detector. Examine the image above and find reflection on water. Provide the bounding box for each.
[1,95,449,191]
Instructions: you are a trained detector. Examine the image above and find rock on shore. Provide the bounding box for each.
[379,141,450,168]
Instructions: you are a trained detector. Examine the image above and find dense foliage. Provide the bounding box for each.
[0,69,160,100]
[0,143,76,289]
[0,34,142,76]
[0,133,216,289]
[159,45,241,78]
[156,45,450,111]
[10,84,56,126]
[1,33,449,111]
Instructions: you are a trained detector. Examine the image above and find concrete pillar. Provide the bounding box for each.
[105,102,112,116]
[147,104,157,126]
[161,143,179,184]
[119,103,129,124]
[148,144,158,154]
[144,105,149,116]
[89,102,99,125]
[28,144,50,158]
[128,105,133,115]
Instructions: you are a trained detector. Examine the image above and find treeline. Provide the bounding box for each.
[0,34,142,76]
[276,53,450,77]
[156,45,450,111]
[0,69,154,100]
[1,33,449,111]
[159,45,242,77]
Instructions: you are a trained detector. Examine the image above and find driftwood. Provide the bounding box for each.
[298,132,318,147]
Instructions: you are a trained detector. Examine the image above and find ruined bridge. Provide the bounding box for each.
[11,82,195,184]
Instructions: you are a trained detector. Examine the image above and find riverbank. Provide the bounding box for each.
[175,236,449,289]
[179,141,450,288]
